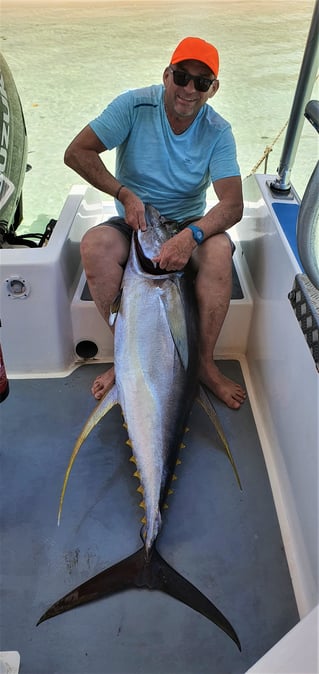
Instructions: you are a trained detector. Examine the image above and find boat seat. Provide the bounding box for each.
[70,252,253,363]
[80,260,244,301]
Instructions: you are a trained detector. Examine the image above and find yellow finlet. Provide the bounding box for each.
[126,438,133,448]
[137,485,144,494]
[168,488,174,495]
[133,470,141,479]
[129,455,137,464]
[141,516,147,525]
[176,458,182,465]
[139,500,146,509]
[179,442,186,449]
[172,474,178,481]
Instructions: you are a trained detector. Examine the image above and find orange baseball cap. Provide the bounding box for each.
[170,37,219,77]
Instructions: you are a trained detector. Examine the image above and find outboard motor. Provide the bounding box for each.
[0,53,28,247]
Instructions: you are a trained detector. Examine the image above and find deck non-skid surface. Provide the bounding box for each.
[0,361,298,674]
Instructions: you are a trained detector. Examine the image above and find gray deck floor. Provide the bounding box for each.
[0,360,298,674]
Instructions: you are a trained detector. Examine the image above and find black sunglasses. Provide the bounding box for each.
[169,66,215,92]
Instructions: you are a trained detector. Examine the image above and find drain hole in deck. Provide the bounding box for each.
[76,340,98,359]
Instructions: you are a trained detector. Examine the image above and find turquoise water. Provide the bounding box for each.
[1,0,318,234]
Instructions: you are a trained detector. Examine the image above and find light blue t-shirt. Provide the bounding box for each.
[90,84,240,222]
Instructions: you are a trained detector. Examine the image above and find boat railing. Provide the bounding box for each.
[270,0,319,195]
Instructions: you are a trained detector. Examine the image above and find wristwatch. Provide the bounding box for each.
[187,224,205,245]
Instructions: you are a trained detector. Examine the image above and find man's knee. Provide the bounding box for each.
[80,227,102,265]
[195,232,233,269]
[80,225,129,269]
[209,232,233,258]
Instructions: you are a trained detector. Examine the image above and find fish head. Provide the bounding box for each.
[135,204,180,273]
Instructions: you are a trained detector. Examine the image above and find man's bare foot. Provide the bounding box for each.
[200,362,246,410]
[91,367,115,400]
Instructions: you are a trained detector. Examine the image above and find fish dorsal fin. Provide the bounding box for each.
[197,384,242,490]
[159,282,189,370]
[57,383,119,525]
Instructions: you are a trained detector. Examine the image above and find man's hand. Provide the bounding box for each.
[152,228,196,271]
[120,189,147,231]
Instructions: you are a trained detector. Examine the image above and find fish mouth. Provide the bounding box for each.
[134,232,173,275]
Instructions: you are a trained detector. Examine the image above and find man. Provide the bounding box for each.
[64,37,246,409]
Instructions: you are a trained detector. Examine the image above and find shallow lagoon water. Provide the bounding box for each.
[1,0,318,234]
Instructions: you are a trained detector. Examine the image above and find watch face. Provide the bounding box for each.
[190,226,204,243]
[195,229,204,243]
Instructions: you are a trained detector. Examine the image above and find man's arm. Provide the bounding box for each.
[153,176,243,271]
[64,125,146,229]
[64,125,120,196]
[197,176,244,237]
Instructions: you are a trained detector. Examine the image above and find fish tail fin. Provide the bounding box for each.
[37,545,241,650]
[149,547,241,650]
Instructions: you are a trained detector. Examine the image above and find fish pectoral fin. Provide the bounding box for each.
[159,285,189,369]
[57,384,119,525]
[37,544,241,651]
[109,289,123,327]
[197,384,242,490]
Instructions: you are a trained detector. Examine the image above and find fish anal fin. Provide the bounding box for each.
[197,385,242,490]
[57,384,119,525]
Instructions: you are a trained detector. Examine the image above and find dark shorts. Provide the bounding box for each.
[99,215,235,253]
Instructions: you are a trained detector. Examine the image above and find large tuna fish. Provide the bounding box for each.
[37,204,241,650]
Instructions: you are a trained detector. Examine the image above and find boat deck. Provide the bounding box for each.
[1,360,299,674]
